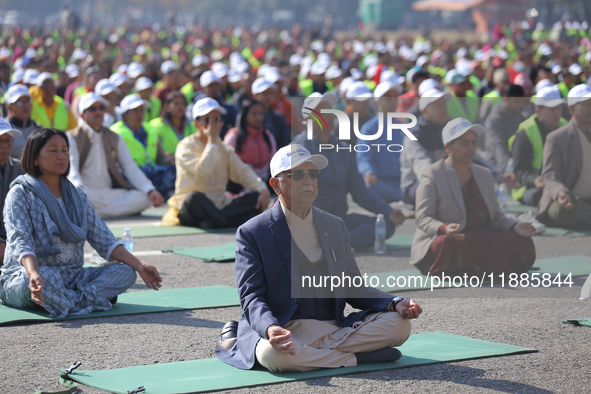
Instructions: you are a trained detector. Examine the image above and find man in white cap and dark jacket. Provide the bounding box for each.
[4,84,39,158]
[0,119,23,265]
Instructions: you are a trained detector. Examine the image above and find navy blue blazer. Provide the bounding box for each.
[216,202,394,370]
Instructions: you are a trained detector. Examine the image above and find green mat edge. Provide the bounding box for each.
[58,331,537,394]
[562,318,591,327]
[0,286,240,326]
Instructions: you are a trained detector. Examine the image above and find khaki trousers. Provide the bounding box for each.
[255,311,411,372]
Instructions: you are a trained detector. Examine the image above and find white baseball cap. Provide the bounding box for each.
[135,76,154,92]
[109,73,129,87]
[340,77,354,95]
[325,66,342,80]
[117,64,128,74]
[95,79,120,96]
[36,72,54,87]
[419,88,452,111]
[418,78,440,96]
[65,64,79,78]
[11,69,25,85]
[5,84,31,105]
[264,68,282,84]
[568,63,583,76]
[309,62,329,76]
[346,81,373,101]
[270,144,328,178]
[374,81,400,99]
[534,79,554,94]
[127,62,146,79]
[228,70,242,84]
[302,92,338,118]
[252,78,275,95]
[23,69,39,85]
[0,119,22,139]
[192,97,227,119]
[533,86,565,107]
[200,70,221,88]
[380,70,405,89]
[192,54,209,68]
[161,60,179,75]
[567,84,591,106]
[442,117,485,145]
[212,62,229,78]
[289,54,302,67]
[78,92,109,114]
[120,94,145,113]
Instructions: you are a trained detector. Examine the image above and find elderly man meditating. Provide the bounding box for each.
[216,144,422,372]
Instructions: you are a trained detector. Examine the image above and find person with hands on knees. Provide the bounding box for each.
[410,118,536,277]
[216,144,422,372]
[0,128,162,318]
[162,97,270,229]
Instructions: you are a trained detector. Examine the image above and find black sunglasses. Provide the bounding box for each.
[280,169,321,180]
[86,105,107,113]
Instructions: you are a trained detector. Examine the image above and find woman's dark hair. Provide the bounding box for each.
[21,128,70,177]
[162,90,187,120]
[235,99,270,154]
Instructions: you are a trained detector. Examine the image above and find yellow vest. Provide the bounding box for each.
[111,121,159,167]
[447,91,479,123]
[31,96,69,130]
[149,117,196,155]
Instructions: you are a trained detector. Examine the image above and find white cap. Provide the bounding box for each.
[374,81,401,99]
[192,97,227,119]
[366,64,379,79]
[252,78,275,95]
[418,78,440,96]
[309,62,328,76]
[363,54,379,68]
[228,70,242,84]
[95,79,120,96]
[419,88,452,111]
[11,69,25,85]
[310,41,324,52]
[302,92,338,117]
[109,73,129,87]
[120,94,145,113]
[350,68,363,80]
[289,54,302,67]
[535,79,554,94]
[135,76,154,92]
[340,77,354,95]
[25,47,37,59]
[551,65,562,75]
[0,47,10,58]
[0,119,22,139]
[264,68,282,84]
[127,62,146,79]
[36,72,54,87]
[346,81,373,101]
[65,64,79,78]
[5,84,31,105]
[192,54,209,68]
[212,62,229,78]
[380,70,405,87]
[416,55,429,68]
[442,117,485,145]
[270,144,328,178]
[117,64,128,74]
[78,92,109,114]
[456,47,468,59]
[200,70,221,88]
[568,63,583,76]
[325,66,342,80]
[534,86,566,107]
[538,43,552,56]
[23,69,40,84]
[72,48,87,61]
[567,84,591,106]
[161,60,179,75]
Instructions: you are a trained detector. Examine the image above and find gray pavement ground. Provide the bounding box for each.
[1,203,590,394]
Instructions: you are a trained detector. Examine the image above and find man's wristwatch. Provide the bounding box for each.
[391,297,404,311]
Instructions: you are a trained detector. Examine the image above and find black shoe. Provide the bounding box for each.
[355,347,402,364]
[218,320,239,343]
[108,296,118,305]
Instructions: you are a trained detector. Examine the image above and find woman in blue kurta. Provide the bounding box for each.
[0,128,162,318]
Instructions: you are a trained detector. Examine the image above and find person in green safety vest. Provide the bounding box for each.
[447,73,479,124]
[149,91,196,155]
[31,72,77,131]
[508,86,566,206]
[557,64,583,98]
[180,68,203,104]
[135,77,161,123]
[478,68,509,123]
[111,95,176,199]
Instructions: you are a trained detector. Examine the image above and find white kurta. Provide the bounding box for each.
[68,124,154,218]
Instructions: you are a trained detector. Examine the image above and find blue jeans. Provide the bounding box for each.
[367,179,402,203]
[344,213,396,249]
[140,164,176,199]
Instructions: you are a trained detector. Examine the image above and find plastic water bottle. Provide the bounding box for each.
[122,228,134,253]
[374,214,387,255]
[506,158,514,174]
[497,184,509,213]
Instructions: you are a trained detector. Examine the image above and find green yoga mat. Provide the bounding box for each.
[562,318,591,327]
[171,233,415,262]
[56,331,536,394]
[108,224,236,239]
[506,204,536,214]
[0,286,239,326]
[369,255,591,292]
